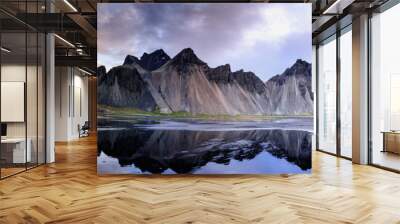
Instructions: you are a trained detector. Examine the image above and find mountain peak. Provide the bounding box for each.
[123,55,141,66]
[141,49,167,58]
[97,66,107,82]
[139,49,171,70]
[294,59,309,67]
[123,49,170,70]
[97,65,106,74]
[232,70,266,95]
[220,64,231,71]
[279,59,311,78]
[266,59,311,87]
[171,48,206,66]
[206,64,232,83]
[180,48,195,55]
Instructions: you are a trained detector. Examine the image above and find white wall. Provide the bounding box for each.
[72,73,89,138]
[55,67,89,141]
[55,66,70,141]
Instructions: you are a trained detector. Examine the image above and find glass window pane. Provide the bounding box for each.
[318,36,337,154]
[371,4,400,171]
[0,1,46,179]
[340,28,352,158]
[1,31,27,177]
[27,31,38,169]
[38,33,45,165]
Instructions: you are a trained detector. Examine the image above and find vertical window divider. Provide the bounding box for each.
[44,29,47,165]
[367,10,373,165]
[336,28,341,157]
[316,44,320,151]
[36,0,39,167]
[44,0,48,165]
[25,0,28,171]
[73,68,75,118]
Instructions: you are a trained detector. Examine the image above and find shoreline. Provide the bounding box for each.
[98,105,313,122]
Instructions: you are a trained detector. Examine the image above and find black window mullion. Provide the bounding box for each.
[336,28,341,157]
[367,11,373,165]
[316,45,320,151]
[36,0,39,167]
[24,0,28,171]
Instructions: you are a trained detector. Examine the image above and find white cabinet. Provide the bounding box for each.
[1,82,25,122]
[1,138,32,163]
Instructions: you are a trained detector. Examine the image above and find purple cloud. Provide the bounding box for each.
[98,3,311,81]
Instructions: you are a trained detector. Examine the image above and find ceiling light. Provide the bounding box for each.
[323,1,340,14]
[78,68,93,76]
[63,0,78,12]
[322,0,355,15]
[323,0,343,14]
[1,47,11,53]
[54,34,75,48]
[76,48,85,55]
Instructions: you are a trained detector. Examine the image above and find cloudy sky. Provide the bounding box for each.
[98,3,311,81]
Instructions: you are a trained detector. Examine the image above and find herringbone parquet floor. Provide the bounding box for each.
[1,135,400,224]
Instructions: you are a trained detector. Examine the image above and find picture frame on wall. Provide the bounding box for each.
[97,3,313,175]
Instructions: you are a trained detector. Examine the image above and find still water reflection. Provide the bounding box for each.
[97,118,312,174]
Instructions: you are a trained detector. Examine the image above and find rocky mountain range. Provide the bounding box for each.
[98,48,313,115]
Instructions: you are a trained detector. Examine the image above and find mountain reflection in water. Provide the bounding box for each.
[97,118,312,174]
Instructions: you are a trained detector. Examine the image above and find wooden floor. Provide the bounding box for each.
[1,135,400,224]
[372,151,400,171]
[0,167,26,178]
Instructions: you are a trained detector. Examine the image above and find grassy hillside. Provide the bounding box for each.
[98,105,313,121]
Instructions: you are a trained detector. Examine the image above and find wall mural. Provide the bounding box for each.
[97,3,313,174]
